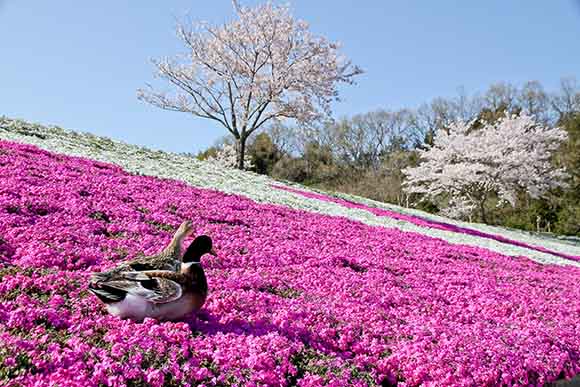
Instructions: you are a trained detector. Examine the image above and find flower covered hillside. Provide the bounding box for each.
[1,140,580,387]
[2,117,577,266]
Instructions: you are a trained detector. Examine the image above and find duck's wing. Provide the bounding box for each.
[106,271,184,304]
[89,277,182,304]
[88,282,128,303]
[123,254,179,272]
[89,254,179,284]
[89,266,128,284]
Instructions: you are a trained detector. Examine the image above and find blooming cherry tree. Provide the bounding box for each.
[403,114,569,222]
[138,1,361,169]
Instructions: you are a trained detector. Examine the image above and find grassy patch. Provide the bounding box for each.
[258,285,302,299]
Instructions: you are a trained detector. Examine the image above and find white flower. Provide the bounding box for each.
[206,143,254,170]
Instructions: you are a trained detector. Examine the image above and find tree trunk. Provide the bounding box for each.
[479,197,488,224]
[237,135,246,170]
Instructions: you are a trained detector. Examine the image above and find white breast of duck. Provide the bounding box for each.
[106,292,205,322]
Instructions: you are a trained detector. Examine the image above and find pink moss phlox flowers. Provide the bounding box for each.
[1,141,580,386]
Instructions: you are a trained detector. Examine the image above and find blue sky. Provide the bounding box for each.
[1,1,579,154]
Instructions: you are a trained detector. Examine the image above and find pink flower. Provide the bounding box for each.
[1,140,580,386]
[4,357,16,367]
[145,369,165,387]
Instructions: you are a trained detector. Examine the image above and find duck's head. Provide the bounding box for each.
[182,235,216,263]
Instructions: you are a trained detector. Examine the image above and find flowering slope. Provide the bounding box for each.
[330,190,580,253]
[271,185,580,262]
[2,117,579,267]
[2,141,580,386]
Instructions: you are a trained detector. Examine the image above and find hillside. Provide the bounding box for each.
[1,117,580,386]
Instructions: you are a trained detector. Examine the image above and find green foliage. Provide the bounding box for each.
[248,132,281,175]
[554,113,580,235]
[0,351,37,382]
[272,142,341,186]
[145,219,174,232]
[555,205,580,235]
[272,156,309,183]
[196,146,219,161]
[289,348,339,381]
[258,284,302,299]
[288,347,377,386]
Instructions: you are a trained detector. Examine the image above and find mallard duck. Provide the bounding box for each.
[90,220,195,284]
[88,235,215,321]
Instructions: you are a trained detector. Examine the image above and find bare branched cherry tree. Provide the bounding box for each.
[138,1,362,169]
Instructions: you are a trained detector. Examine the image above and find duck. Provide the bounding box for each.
[90,220,201,284]
[88,235,215,321]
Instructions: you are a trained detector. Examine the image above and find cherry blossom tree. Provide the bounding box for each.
[138,1,362,170]
[403,114,569,223]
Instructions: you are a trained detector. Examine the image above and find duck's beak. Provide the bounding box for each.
[209,248,217,257]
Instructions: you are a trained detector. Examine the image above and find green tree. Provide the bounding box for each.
[196,146,219,161]
[555,113,580,235]
[248,133,281,175]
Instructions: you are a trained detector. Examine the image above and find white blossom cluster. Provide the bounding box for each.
[205,143,254,170]
[403,114,569,219]
[1,117,579,267]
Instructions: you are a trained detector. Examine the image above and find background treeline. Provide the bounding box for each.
[197,78,580,236]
